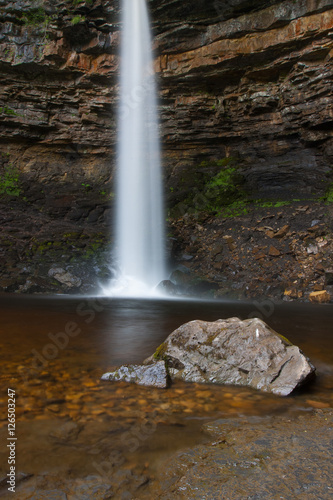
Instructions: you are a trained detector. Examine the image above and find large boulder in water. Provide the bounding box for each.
[144,317,315,396]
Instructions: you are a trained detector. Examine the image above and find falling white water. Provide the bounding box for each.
[104,0,165,297]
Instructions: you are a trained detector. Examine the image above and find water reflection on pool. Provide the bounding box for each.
[0,295,332,498]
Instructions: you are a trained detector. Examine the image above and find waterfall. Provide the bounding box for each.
[105,0,165,296]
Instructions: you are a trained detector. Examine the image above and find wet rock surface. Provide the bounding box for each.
[144,409,333,500]
[101,361,169,389]
[1,197,332,298]
[145,317,315,395]
[2,410,332,499]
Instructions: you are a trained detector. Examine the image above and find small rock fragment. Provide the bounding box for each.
[223,235,236,251]
[307,244,318,255]
[101,361,169,388]
[273,225,290,239]
[48,267,82,288]
[268,245,281,257]
[309,290,331,303]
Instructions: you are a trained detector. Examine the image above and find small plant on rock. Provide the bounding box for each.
[22,7,47,26]
[81,182,92,191]
[72,0,93,5]
[325,183,333,203]
[168,157,247,218]
[0,106,18,116]
[197,158,246,215]
[71,15,86,25]
[0,164,21,197]
[221,200,248,217]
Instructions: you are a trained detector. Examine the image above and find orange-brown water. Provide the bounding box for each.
[0,295,332,497]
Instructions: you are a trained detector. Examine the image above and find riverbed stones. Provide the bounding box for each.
[145,318,316,396]
[101,361,169,389]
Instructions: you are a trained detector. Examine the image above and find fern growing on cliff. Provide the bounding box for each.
[0,164,21,197]
[71,15,86,25]
[168,157,247,217]
[22,7,47,26]
[199,158,246,214]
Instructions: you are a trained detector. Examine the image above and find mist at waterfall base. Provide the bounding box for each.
[103,0,166,298]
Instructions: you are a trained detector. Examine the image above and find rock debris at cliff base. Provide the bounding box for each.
[168,201,333,302]
[0,198,333,299]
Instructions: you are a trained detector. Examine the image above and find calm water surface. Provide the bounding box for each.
[0,295,332,496]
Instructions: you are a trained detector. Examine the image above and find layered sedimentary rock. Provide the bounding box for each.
[0,0,332,198]
[0,0,120,199]
[156,0,333,199]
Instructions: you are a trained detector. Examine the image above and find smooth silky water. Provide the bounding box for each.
[105,0,165,297]
[0,295,332,496]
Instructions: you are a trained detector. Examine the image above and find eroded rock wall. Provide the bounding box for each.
[156,0,333,199]
[0,0,332,201]
[0,0,120,203]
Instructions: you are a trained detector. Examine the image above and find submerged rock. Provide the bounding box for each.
[101,361,169,389]
[145,317,315,396]
[49,422,82,442]
[153,410,333,500]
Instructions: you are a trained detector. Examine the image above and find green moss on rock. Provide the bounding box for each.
[153,342,168,360]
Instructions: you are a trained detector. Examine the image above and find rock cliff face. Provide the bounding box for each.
[0,0,332,294]
[0,0,119,199]
[156,0,333,199]
[0,0,332,199]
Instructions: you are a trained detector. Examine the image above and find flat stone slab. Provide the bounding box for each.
[148,410,333,499]
[101,360,169,388]
[145,317,315,396]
